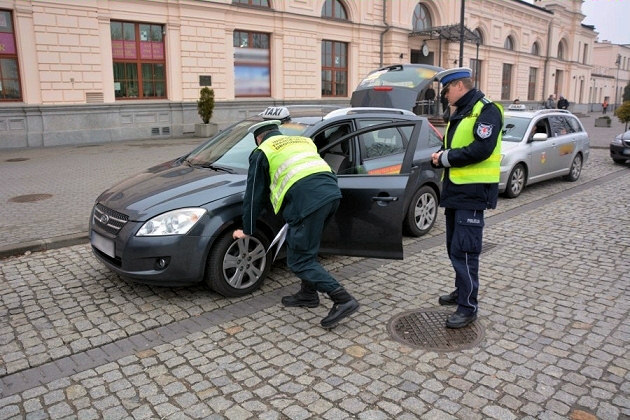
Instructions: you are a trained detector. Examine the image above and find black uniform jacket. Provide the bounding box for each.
[241,129,341,235]
[435,89,503,210]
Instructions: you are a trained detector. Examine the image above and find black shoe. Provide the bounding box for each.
[320,287,360,329]
[446,312,477,329]
[438,290,458,306]
[281,281,320,308]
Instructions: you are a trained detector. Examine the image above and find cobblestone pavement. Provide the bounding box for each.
[0,145,628,418]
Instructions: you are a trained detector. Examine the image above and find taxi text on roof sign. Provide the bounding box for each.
[262,107,291,120]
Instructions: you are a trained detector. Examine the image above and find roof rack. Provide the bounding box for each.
[533,109,571,115]
[324,107,416,119]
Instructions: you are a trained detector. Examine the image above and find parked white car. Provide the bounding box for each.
[500,109,590,198]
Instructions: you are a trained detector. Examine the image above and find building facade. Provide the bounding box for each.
[0,0,627,148]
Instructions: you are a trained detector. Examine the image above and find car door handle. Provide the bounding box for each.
[372,196,398,202]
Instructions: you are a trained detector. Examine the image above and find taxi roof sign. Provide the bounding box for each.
[261,106,291,120]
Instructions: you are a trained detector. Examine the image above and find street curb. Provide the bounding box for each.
[0,233,88,259]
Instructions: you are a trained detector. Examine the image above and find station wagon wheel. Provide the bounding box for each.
[205,230,271,297]
[505,163,526,198]
[563,153,582,182]
[404,185,438,237]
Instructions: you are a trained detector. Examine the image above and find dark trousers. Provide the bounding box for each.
[286,199,340,293]
[444,208,484,315]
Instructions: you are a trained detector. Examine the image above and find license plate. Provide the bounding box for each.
[91,231,115,258]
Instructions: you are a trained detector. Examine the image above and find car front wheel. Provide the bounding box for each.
[505,163,526,198]
[205,230,271,297]
[564,153,582,182]
[404,185,438,237]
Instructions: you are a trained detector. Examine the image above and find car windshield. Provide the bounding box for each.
[356,66,438,89]
[185,119,311,170]
[502,116,531,142]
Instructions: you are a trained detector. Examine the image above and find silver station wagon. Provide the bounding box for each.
[500,108,590,198]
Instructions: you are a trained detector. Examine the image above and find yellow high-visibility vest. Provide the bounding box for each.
[258,135,332,214]
[444,99,503,184]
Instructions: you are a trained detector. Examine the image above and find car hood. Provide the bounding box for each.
[96,159,246,221]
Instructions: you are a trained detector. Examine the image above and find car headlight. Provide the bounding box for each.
[137,208,207,236]
[612,136,623,146]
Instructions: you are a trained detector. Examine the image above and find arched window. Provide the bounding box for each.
[531,42,540,56]
[321,0,348,20]
[232,0,270,7]
[504,36,514,51]
[557,41,564,59]
[412,3,432,31]
[473,28,483,45]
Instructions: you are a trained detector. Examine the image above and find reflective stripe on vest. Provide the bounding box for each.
[258,135,332,214]
[444,99,503,184]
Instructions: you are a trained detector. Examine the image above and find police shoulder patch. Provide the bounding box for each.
[476,123,493,139]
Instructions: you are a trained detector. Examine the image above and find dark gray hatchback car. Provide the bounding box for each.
[90,106,443,297]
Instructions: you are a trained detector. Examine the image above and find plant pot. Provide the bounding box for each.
[594,117,611,128]
[195,122,218,137]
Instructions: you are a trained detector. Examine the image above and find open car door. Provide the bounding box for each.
[319,120,421,259]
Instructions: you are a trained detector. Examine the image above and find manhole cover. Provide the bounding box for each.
[5,158,29,162]
[387,308,484,351]
[8,194,53,203]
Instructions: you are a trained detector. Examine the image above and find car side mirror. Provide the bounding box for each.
[532,132,548,142]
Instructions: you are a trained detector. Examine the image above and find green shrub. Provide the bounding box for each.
[197,87,215,124]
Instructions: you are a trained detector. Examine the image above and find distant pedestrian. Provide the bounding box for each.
[544,94,556,109]
[557,96,569,110]
[602,99,609,114]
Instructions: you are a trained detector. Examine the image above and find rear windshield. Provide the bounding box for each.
[357,66,438,89]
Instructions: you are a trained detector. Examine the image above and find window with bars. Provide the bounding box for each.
[321,40,347,97]
[501,63,512,100]
[111,21,166,99]
[412,3,432,31]
[321,0,348,20]
[0,10,21,101]
[528,67,537,101]
[232,0,269,7]
[233,30,270,97]
[470,58,481,87]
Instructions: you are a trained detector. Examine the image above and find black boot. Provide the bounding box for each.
[281,281,320,308]
[320,287,360,329]
[438,290,458,306]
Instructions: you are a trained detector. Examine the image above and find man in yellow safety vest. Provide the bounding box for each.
[431,67,503,328]
[233,120,359,329]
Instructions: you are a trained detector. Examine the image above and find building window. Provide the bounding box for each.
[412,3,432,31]
[0,10,21,101]
[470,58,481,87]
[321,0,347,20]
[501,63,512,100]
[473,28,483,45]
[531,42,540,56]
[528,67,537,101]
[504,36,514,51]
[582,44,588,64]
[321,40,347,97]
[234,30,270,97]
[111,21,166,99]
[232,0,270,7]
[557,42,564,60]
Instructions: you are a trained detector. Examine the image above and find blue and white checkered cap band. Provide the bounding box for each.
[435,67,472,85]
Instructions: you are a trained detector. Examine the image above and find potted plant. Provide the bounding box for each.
[594,115,611,128]
[195,87,218,137]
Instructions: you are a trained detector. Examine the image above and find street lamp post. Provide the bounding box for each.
[614,54,621,112]
[459,0,465,67]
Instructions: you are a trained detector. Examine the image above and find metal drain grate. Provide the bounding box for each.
[5,158,29,162]
[8,194,53,203]
[481,242,498,254]
[387,308,484,351]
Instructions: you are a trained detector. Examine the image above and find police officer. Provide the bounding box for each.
[233,120,360,329]
[431,67,503,328]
